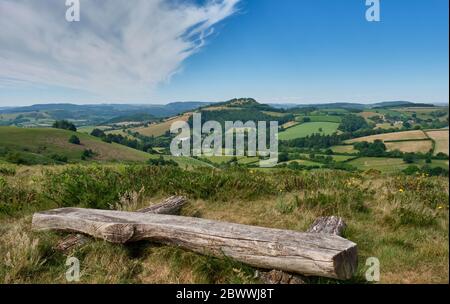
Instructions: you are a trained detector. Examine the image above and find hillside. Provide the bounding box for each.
[0,126,150,163]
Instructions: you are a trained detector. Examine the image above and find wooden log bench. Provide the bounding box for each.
[32,208,357,279]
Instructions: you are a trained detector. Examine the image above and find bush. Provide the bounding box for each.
[68,135,81,145]
[53,120,77,132]
[90,129,106,138]
[5,152,30,165]
[50,154,68,163]
[81,149,95,160]
[403,153,416,164]
[148,156,178,167]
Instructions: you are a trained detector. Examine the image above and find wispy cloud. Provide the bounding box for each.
[0,0,240,100]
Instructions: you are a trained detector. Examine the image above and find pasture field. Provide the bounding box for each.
[426,130,449,156]
[279,122,340,140]
[345,130,428,144]
[0,127,149,162]
[375,123,402,130]
[0,165,447,284]
[385,140,434,153]
[77,125,111,134]
[294,115,342,123]
[279,159,323,167]
[133,113,191,137]
[331,145,358,154]
[282,121,299,129]
[348,157,448,173]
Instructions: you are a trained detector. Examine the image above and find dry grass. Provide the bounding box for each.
[0,166,448,284]
[385,140,433,153]
[426,130,449,155]
[133,113,191,137]
[346,130,428,144]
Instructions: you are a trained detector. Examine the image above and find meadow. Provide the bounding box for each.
[279,122,340,140]
[0,164,448,284]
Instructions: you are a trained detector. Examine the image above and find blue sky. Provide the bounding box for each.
[0,0,448,106]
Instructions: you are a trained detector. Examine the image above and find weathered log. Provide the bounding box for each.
[137,196,187,215]
[33,208,357,279]
[53,196,187,252]
[307,216,347,236]
[260,216,349,284]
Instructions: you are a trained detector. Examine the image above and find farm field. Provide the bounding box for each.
[133,113,191,137]
[348,157,448,173]
[345,130,428,144]
[426,130,449,155]
[279,122,340,140]
[294,115,342,123]
[331,145,358,154]
[385,140,433,153]
[376,123,402,130]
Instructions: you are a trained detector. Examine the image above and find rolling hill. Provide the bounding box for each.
[0,126,150,163]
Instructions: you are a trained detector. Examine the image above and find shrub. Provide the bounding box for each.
[390,204,437,227]
[148,156,178,167]
[50,154,68,163]
[53,120,77,131]
[68,135,81,145]
[81,149,95,160]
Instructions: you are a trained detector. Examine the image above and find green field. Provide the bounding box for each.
[348,157,449,173]
[331,145,358,154]
[279,122,340,140]
[294,115,342,123]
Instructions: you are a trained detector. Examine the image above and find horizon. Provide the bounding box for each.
[0,0,448,106]
[0,99,446,109]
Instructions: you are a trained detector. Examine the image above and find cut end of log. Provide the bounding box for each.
[333,241,358,280]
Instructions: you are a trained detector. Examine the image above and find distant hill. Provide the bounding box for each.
[0,102,213,127]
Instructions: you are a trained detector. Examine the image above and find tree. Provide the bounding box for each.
[403,153,416,164]
[338,115,369,132]
[279,152,289,162]
[302,117,311,123]
[53,120,77,132]
[69,135,81,145]
[90,129,106,138]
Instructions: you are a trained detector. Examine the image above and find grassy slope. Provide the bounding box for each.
[132,113,191,137]
[279,122,340,140]
[0,126,150,162]
[0,165,447,284]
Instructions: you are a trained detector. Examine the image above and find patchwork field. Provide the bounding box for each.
[279,122,340,140]
[331,145,358,154]
[133,113,192,137]
[348,157,449,173]
[294,115,342,123]
[345,130,428,144]
[426,130,449,156]
[385,140,433,153]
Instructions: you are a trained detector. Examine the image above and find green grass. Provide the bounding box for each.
[348,157,449,173]
[331,145,358,154]
[295,115,342,123]
[279,122,340,140]
[0,126,150,163]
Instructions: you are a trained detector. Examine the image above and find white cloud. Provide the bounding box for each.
[0,0,240,100]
